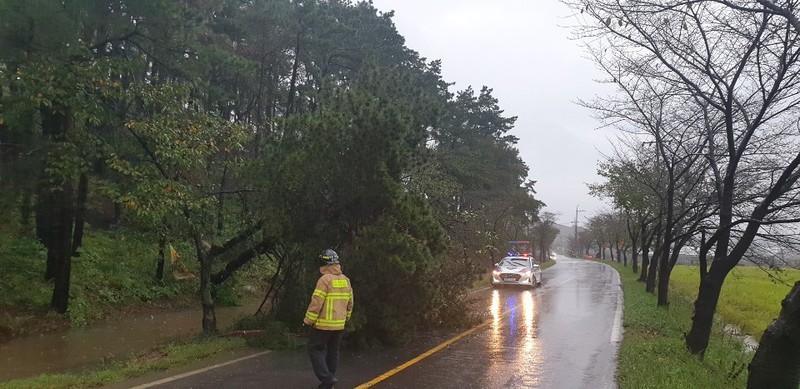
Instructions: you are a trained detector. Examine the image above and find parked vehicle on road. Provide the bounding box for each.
[491,256,542,288]
[507,240,532,257]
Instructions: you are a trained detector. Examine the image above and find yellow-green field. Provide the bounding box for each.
[670,265,800,339]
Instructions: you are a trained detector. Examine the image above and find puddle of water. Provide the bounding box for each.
[724,324,759,353]
[0,301,261,382]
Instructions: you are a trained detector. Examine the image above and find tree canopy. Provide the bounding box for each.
[0,0,542,344]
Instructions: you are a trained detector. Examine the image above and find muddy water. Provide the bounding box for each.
[0,301,261,382]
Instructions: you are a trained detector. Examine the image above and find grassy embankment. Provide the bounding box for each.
[607,260,799,388]
[0,227,195,337]
[0,220,279,389]
[0,221,270,339]
[670,265,798,340]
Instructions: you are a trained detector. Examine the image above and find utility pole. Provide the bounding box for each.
[573,205,583,257]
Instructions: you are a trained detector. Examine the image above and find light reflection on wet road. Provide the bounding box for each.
[370,256,621,388]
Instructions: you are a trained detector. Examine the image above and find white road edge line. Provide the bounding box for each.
[129,350,271,389]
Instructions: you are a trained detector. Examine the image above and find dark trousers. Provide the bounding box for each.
[308,327,344,387]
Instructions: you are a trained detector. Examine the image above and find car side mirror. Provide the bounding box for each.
[493,263,499,267]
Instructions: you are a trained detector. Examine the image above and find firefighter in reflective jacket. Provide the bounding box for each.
[304,249,354,389]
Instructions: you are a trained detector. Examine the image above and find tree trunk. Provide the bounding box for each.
[195,234,217,333]
[638,223,651,282]
[686,266,726,356]
[216,165,227,235]
[646,230,663,293]
[657,244,670,307]
[639,249,650,283]
[20,190,32,232]
[286,32,302,116]
[113,201,122,224]
[747,281,800,388]
[155,237,166,282]
[251,62,266,159]
[71,174,88,255]
[49,180,75,314]
[646,246,658,294]
[687,202,764,355]
[38,106,74,288]
[0,115,3,181]
[627,216,639,273]
[36,191,58,281]
[212,239,274,285]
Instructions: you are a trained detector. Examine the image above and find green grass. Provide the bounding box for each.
[0,232,50,308]
[0,218,273,338]
[0,211,286,387]
[670,265,800,340]
[605,261,752,389]
[1,336,248,389]
[0,225,200,333]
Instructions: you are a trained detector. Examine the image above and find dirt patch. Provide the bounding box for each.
[0,326,12,343]
[0,307,70,343]
[0,296,198,345]
[127,349,170,367]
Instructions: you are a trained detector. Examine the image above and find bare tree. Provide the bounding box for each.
[565,0,800,356]
[532,211,560,262]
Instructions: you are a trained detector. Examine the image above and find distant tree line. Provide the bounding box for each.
[564,0,800,386]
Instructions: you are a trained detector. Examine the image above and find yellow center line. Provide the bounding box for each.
[354,303,517,388]
[355,275,576,388]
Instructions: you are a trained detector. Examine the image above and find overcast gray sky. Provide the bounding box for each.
[369,0,615,226]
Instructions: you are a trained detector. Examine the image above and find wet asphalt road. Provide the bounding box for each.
[114,257,622,389]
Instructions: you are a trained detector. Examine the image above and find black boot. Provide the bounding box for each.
[317,377,337,389]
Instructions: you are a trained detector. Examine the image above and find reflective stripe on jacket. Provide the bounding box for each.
[304,264,354,331]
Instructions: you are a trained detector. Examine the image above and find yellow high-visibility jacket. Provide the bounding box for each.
[304,264,354,331]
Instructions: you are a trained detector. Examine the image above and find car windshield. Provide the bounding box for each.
[500,258,530,267]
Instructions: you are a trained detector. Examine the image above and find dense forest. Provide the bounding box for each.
[0,0,544,345]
